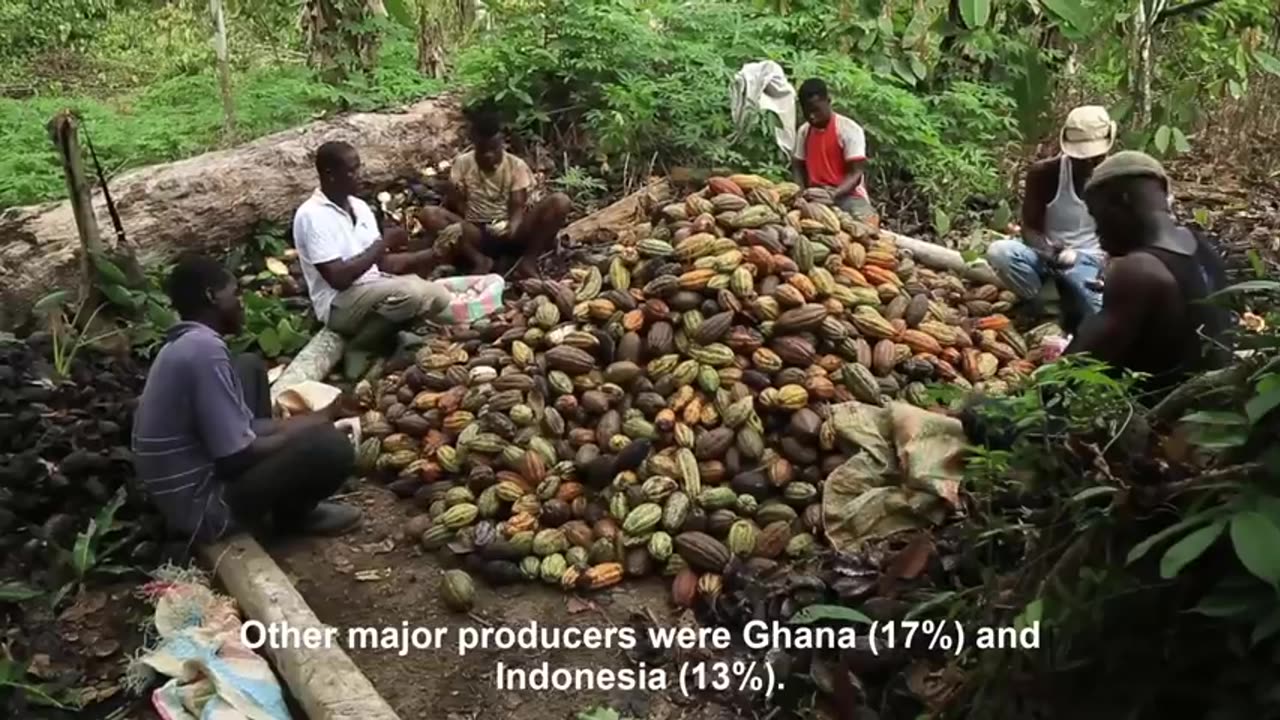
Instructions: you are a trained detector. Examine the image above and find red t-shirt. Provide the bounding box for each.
[796,114,868,199]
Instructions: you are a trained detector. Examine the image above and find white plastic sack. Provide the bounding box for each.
[730,61,797,156]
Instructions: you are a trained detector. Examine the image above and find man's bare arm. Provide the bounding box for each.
[1065,254,1168,366]
[1020,161,1057,256]
[381,249,444,276]
[834,158,865,199]
[791,159,807,186]
[507,187,529,235]
[443,181,467,217]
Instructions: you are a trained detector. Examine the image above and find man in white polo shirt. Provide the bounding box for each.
[293,141,453,376]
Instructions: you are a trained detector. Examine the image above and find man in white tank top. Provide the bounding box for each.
[986,106,1116,319]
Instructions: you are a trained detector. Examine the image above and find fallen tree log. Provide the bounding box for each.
[0,95,465,329]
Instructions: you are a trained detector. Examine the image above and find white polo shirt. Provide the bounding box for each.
[292,189,386,322]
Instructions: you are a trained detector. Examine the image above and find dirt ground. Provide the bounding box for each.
[269,483,749,720]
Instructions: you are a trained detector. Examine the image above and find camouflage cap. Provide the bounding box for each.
[1084,150,1169,191]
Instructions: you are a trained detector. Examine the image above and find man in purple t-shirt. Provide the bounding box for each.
[132,255,360,545]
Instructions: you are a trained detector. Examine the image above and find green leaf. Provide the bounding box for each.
[909,56,928,81]
[1190,424,1249,450]
[1228,79,1245,99]
[788,604,872,625]
[1153,125,1171,154]
[33,290,71,317]
[1192,588,1268,618]
[71,520,97,578]
[1039,0,1092,35]
[1230,511,1280,585]
[1181,410,1247,426]
[1172,128,1190,154]
[93,564,137,576]
[933,207,951,236]
[1248,250,1266,278]
[1014,598,1043,630]
[0,581,43,602]
[382,0,416,29]
[891,57,917,85]
[1254,50,1280,77]
[94,486,127,538]
[1127,510,1221,565]
[904,591,958,620]
[1246,387,1280,426]
[1160,521,1224,579]
[1207,280,1280,299]
[877,15,894,39]
[257,328,282,358]
[959,0,991,28]
[577,708,622,720]
[91,253,129,286]
[99,283,136,308]
[147,302,177,330]
[1071,486,1117,503]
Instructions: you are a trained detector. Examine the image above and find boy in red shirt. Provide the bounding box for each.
[791,78,877,227]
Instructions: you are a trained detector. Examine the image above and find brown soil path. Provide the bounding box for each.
[269,484,748,720]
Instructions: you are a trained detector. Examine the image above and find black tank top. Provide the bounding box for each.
[1127,230,1231,395]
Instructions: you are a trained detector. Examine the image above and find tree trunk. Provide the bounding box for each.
[0,96,466,330]
[211,0,236,139]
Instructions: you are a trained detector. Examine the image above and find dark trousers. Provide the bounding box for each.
[222,354,354,531]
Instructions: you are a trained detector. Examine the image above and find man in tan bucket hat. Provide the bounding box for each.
[986,105,1117,328]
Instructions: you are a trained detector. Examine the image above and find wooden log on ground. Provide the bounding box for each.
[0,95,466,329]
[561,179,673,246]
[201,535,401,720]
[878,229,1003,286]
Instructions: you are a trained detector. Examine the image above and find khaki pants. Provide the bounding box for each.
[327,275,453,336]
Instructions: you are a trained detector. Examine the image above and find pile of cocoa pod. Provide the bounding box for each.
[356,174,1062,608]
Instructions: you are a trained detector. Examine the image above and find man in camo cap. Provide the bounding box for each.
[1064,150,1231,395]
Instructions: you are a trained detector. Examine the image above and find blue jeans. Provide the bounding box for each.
[985,238,1104,314]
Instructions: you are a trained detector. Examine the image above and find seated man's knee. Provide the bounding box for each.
[309,424,356,475]
[545,192,572,219]
[417,206,453,232]
[402,275,452,315]
[985,239,1027,269]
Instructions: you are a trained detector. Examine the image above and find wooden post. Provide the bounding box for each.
[211,0,236,139]
[48,111,102,299]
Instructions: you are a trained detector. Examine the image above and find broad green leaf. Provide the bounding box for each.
[382,0,416,29]
[72,520,97,578]
[877,15,894,39]
[1190,424,1249,450]
[1254,50,1280,77]
[1014,598,1043,630]
[904,591,958,620]
[959,0,991,28]
[1207,280,1280,299]
[1231,512,1280,585]
[892,57,917,85]
[1180,410,1247,426]
[1039,0,1091,35]
[1172,128,1190,154]
[1127,510,1221,565]
[1228,79,1245,99]
[1192,587,1270,618]
[1153,125,1171,154]
[94,486,127,537]
[91,253,129,286]
[933,207,951,236]
[788,604,872,625]
[93,564,137,576]
[577,708,622,720]
[1246,387,1280,425]
[257,328,282,358]
[33,290,71,317]
[148,302,177,330]
[1159,521,1224,579]
[100,283,136,308]
[0,581,43,602]
[909,56,928,81]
